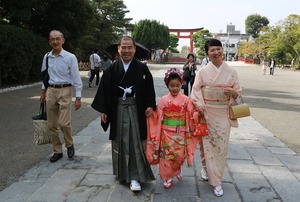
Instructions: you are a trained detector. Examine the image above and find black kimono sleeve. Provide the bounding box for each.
[91,68,112,131]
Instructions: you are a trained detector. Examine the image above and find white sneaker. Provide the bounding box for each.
[214,185,223,197]
[130,180,141,191]
[201,168,208,181]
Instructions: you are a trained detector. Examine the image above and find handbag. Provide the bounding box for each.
[32,102,51,145]
[193,112,208,137]
[229,98,250,120]
[183,69,191,80]
[181,80,188,89]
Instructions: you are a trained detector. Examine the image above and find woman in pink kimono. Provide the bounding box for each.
[190,38,242,197]
[146,68,198,189]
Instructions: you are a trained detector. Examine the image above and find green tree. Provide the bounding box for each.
[132,19,170,52]
[169,34,179,53]
[192,29,212,59]
[85,0,133,59]
[245,14,269,38]
[276,14,300,66]
[0,0,133,60]
[255,14,300,67]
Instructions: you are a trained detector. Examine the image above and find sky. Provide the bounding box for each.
[123,0,300,48]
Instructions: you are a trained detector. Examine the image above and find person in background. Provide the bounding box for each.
[269,58,276,75]
[40,30,83,163]
[100,54,112,71]
[146,68,197,189]
[91,36,156,192]
[200,56,210,68]
[89,49,101,87]
[261,58,267,75]
[182,53,197,96]
[190,38,242,197]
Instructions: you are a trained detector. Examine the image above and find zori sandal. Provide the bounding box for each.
[213,185,223,197]
[163,179,173,189]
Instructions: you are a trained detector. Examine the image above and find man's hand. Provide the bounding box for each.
[101,113,107,123]
[74,98,81,110]
[40,90,46,103]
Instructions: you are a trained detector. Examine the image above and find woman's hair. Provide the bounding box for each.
[187,53,195,59]
[164,68,183,86]
[204,38,223,54]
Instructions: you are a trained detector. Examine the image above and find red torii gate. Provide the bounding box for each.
[169,28,203,53]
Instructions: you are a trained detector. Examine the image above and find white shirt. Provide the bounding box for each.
[89,53,101,69]
[121,59,132,72]
[200,57,210,68]
[41,49,83,97]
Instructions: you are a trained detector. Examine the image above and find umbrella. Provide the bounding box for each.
[104,41,150,60]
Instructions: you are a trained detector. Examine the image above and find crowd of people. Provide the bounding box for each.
[39,31,243,197]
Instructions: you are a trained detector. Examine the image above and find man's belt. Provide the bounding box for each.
[49,84,72,88]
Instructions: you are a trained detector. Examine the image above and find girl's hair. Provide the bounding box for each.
[164,68,183,86]
[204,38,223,54]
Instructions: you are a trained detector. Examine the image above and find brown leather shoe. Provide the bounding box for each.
[50,153,63,163]
[67,144,75,158]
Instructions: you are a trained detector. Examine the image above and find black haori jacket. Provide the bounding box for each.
[91,58,156,140]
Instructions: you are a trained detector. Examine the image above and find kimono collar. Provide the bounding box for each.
[211,62,224,72]
[120,58,132,72]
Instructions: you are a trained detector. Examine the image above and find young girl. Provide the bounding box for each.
[146,68,198,189]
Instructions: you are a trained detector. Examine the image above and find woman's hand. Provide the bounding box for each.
[223,88,238,99]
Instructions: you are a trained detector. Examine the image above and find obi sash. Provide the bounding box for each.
[201,86,230,105]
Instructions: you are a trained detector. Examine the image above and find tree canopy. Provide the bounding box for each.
[132,19,170,52]
[192,29,212,59]
[0,0,133,60]
[245,14,269,38]
[169,34,179,53]
[240,14,300,68]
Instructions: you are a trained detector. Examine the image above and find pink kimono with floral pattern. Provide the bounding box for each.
[190,62,242,187]
[146,92,198,181]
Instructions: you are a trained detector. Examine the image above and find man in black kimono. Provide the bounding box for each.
[91,36,156,191]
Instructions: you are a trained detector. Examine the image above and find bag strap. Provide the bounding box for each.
[40,102,47,120]
[46,52,49,71]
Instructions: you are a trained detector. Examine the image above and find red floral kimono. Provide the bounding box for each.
[146,93,198,181]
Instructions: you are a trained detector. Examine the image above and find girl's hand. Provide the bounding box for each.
[145,107,153,116]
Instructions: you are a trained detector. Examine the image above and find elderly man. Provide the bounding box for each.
[40,30,83,163]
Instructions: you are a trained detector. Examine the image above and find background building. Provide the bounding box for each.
[213,23,250,61]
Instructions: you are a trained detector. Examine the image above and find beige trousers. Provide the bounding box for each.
[46,86,73,153]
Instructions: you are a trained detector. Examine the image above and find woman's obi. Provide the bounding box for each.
[201,86,230,105]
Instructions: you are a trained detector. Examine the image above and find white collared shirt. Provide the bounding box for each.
[41,49,83,97]
[89,53,101,69]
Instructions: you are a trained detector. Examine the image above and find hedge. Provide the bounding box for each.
[0,25,49,87]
